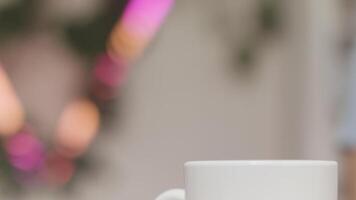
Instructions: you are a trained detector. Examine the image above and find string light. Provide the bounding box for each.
[0,0,175,187]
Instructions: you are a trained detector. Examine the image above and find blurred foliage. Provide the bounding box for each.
[64,0,128,63]
[238,0,280,66]
[238,45,254,66]
[0,0,128,62]
[0,146,21,192]
[258,0,280,32]
[0,0,34,42]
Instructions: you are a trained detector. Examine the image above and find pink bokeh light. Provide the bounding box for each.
[5,130,44,172]
[120,0,175,39]
[93,53,127,88]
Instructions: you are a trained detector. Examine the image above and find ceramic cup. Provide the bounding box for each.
[156,160,337,200]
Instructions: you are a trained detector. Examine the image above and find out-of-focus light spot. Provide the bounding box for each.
[93,53,127,88]
[0,65,25,136]
[5,129,44,172]
[108,0,174,62]
[55,98,100,158]
[121,0,175,39]
[109,26,147,62]
[42,152,75,186]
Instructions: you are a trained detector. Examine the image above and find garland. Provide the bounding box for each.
[0,0,174,189]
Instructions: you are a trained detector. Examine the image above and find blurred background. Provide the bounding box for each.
[0,0,354,199]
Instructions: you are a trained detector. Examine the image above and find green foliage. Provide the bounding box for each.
[64,0,127,62]
[0,146,21,192]
[258,0,279,32]
[0,0,128,61]
[0,0,33,42]
[238,46,253,66]
[238,0,280,66]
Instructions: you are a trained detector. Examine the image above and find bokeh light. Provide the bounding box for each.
[93,53,127,88]
[0,65,25,136]
[0,0,176,190]
[55,98,100,158]
[92,53,127,100]
[108,0,174,62]
[120,0,175,39]
[5,128,44,172]
[109,25,148,61]
[42,152,75,186]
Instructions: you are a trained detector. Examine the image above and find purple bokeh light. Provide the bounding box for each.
[5,130,45,172]
[93,53,127,88]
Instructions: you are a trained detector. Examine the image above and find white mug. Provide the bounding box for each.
[156,160,337,200]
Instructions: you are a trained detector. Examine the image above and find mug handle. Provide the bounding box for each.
[156,189,185,200]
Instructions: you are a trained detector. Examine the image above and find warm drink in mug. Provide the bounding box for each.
[156,160,337,200]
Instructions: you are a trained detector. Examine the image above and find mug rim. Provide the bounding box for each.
[185,160,337,167]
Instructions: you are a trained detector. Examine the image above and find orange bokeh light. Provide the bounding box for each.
[0,66,25,137]
[55,98,100,158]
[108,25,148,62]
